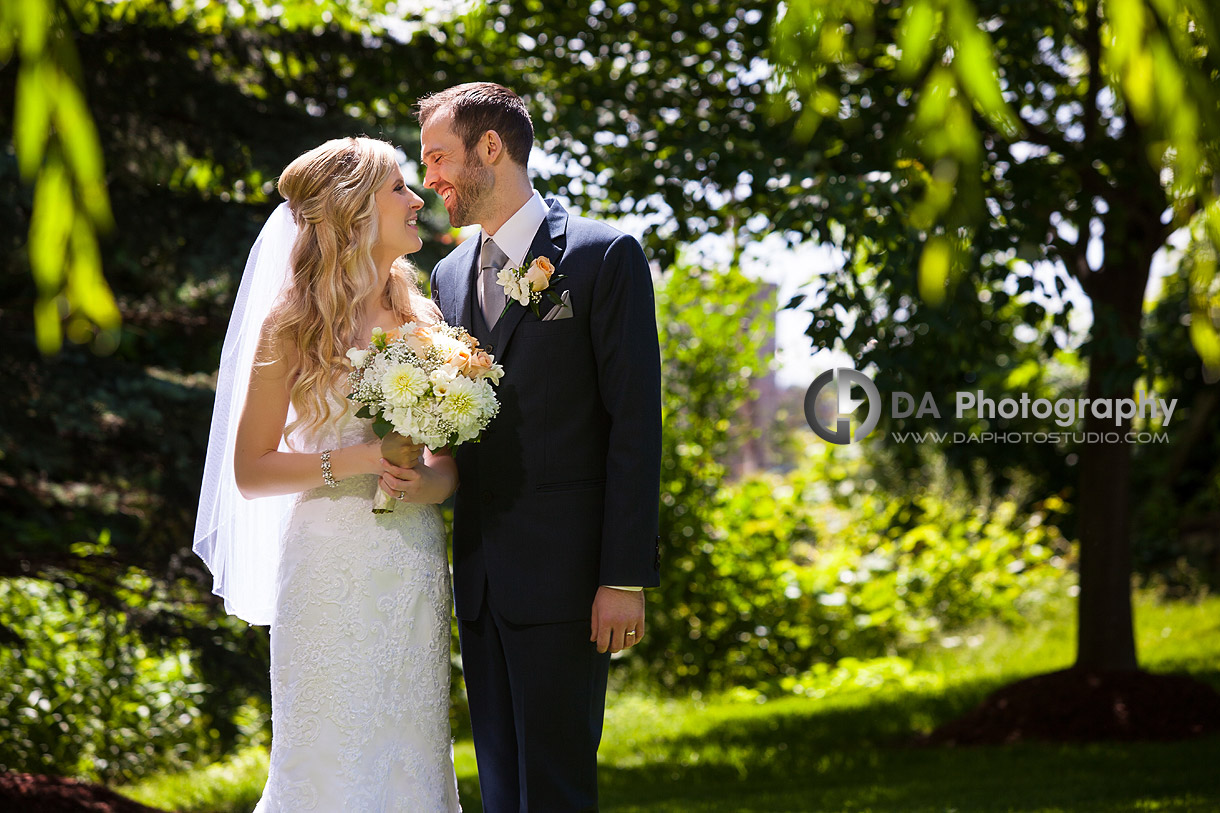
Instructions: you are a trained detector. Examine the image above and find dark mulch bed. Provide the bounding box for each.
[0,773,170,813]
[920,668,1220,745]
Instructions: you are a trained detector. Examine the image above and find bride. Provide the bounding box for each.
[193,137,462,811]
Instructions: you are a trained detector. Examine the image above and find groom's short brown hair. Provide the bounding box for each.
[415,83,534,167]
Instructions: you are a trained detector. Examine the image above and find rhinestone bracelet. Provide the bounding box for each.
[320,449,339,488]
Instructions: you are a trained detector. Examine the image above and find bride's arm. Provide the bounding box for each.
[233,328,384,499]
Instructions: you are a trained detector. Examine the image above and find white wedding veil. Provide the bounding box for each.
[193,202,298,626]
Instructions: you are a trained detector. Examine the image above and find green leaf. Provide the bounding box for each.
[54,78,113,227]
[29,157,73,293]
[896,1,939,81]
[15,60,53,179]
[950,7,1020,138]
[17,0,50,60]
[913,66,954,134]
[918,236,951,306]
[1188,252,1220,375]
[1188,315,1220,375]
[33,295,61,354]
[372,414,393,438]
[67,214,119,331]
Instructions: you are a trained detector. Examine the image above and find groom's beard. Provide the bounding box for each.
[447,162,494,227]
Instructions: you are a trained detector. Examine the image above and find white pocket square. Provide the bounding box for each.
[542,290,573,321]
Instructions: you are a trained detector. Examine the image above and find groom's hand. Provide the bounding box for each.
[591,587,645,654]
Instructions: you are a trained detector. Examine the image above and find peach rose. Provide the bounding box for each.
[404,325,433,358]
[523,257,555,291]
[466,349,503,383]
[464,349,494,376]
[451,345,472,368]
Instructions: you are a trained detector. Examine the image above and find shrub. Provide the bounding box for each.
[0,576,233,782]
[629,438,1071,693]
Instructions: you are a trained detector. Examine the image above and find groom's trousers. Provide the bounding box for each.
[458,588,611,813]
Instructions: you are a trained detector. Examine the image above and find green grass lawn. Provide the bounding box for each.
[121,592,1220,812]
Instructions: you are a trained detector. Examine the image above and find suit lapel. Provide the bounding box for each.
[445,240,480,332]
[494,199,568,359]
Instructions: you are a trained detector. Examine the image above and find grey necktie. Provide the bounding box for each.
[480,238,509,328]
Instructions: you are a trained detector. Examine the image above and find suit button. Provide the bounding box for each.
[483,488,494,501]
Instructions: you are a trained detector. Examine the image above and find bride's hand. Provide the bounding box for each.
[379,455,417,497]
[379,456,454,504]
[379,447,457,504]
[346,438,417,481]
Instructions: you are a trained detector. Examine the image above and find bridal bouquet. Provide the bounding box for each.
[347,321,503,513]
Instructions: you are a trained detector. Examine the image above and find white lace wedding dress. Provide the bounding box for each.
[254,405,461,812]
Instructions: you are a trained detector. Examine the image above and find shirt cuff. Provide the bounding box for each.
[604,585,644,592]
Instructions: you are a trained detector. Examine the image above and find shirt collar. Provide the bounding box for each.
[481,191,547,268]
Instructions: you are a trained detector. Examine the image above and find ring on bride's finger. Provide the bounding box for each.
[396,490,405,501]
[625,630,636,637]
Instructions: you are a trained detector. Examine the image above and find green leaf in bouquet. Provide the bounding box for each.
[372,414,393,438]
[355,404,373,420]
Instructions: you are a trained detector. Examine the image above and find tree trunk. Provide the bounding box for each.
[1073,217,1157,672]
[1074,346,1139,670]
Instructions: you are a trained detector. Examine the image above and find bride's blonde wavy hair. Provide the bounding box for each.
[272,136,420,445]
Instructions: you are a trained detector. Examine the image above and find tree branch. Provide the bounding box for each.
[1082,1,1101,148]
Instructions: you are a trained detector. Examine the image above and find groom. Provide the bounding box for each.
[418,83,662,811]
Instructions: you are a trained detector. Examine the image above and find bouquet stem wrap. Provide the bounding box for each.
[371,431,416,514]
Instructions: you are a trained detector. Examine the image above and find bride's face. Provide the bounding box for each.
[374,166,425,258]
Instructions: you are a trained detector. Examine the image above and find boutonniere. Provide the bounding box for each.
[497,256,567,319]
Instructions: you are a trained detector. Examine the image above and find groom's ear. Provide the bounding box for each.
[478,130,506,165]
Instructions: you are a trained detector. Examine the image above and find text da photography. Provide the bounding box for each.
[805,367,1177,446]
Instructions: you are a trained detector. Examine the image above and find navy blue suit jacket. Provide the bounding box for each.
[430,199,662,625]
